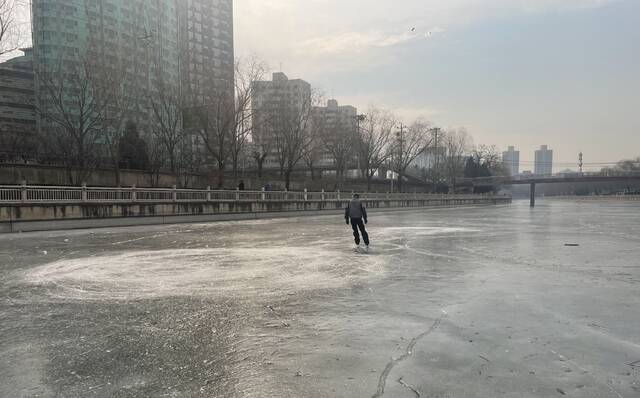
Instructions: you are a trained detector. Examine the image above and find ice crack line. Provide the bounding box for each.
[372,313,447,398]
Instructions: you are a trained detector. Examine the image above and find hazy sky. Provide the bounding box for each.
[235,0,639,171]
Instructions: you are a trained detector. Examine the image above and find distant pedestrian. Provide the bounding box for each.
[345,193,370,249]
[238,180,245,190]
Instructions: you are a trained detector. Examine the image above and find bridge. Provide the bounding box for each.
[456,173,640,207]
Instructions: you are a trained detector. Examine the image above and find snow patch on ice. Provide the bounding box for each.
[24,247,386,300]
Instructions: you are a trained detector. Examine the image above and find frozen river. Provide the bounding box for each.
[1,200,639,397]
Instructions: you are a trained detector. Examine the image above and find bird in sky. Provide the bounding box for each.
[411,27,416,32]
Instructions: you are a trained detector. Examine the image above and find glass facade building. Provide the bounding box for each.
[31,0,234,134]
[179,0,234,104]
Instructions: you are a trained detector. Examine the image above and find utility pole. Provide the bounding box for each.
[432,127,441,193]
[397,123,406,143]
[395,123,406,193]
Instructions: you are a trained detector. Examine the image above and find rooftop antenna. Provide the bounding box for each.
[279,62,283,72]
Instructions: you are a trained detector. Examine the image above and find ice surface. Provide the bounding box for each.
[3,201,640,397]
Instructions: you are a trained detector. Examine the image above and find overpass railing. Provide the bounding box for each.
[548,194,640,201]
[0,184,504,205]
[456,171,640,185]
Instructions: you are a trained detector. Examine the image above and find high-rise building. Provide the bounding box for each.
[31,0,180,134]
[310,99,357,167]
[411,146,446,171]
[0,48,36,161]
[251,72,312,167]
[178,0,234,104]
[502,146,520,176]
[534,145,553,176]
[31,0,235,138]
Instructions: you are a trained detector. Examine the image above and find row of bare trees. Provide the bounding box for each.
[13,53,489,192]
[299,105,477,192]
[21,58,490,192]
[33,45,270,188]
[282,99,484,192]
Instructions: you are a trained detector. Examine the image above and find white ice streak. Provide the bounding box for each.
[380,226,481,235]
[25,247,386,300]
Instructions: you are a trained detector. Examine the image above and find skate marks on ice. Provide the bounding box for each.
[366,225,483,261]
[378,226,481,237]
[372,311,448,398]
[24,246,388,300]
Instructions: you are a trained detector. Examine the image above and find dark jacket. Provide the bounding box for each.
[345,199,367,222]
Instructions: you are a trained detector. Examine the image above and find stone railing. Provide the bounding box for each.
[0,184,497,204]
[0,184,511,233]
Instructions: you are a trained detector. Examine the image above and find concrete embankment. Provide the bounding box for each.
[0,196,511,233]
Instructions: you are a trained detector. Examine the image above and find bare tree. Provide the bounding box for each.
[473,144,506,177]
[272,91,317,190]
[390,119,433,192]
[0,0,26,57]
[304,100,327,181]
[177,134,204,188]
[148,53,207,188]
[302,121,325,181]
[357,106,395,191]
[191,57,268,189]
[229,57,267,184]
[0,130,37,163]
[442,128,473,193]
[150,80,185,178]
[145,133,166,187]
[119,121,149,171]
[89,52,139,186]
[37,60,107,185]
[192,89,235,188]
[323,117,357,189]
[252,142,271,179]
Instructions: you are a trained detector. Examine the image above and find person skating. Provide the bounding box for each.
[345,193,370,250]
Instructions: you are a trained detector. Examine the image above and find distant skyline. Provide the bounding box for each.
[235,0,640,171]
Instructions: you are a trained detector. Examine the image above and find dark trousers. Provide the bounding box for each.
[351,218,370,246]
